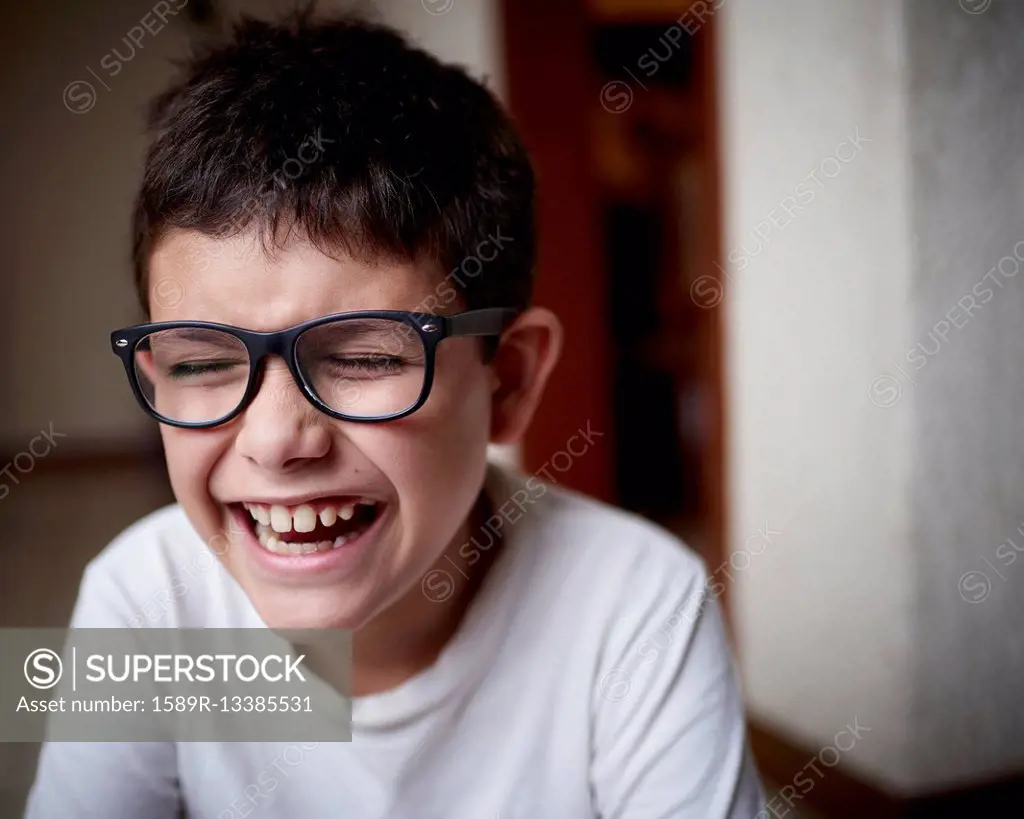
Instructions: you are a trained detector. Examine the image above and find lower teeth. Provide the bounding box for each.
[254,523,356,555]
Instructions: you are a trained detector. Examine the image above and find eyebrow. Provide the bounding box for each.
[148,328,246,347]
[144,318,421,347]
[304,324,415,343]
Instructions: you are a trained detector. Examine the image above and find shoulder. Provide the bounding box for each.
[72,505,253,628]
[492,467,745,737]
[492,466,713,639]
[497,466,709,593]
[511,484,764,815]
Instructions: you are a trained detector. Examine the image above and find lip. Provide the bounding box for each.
[228,502,389,582]
[229,492,384,508]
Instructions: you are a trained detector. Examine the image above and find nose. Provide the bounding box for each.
[233,364,332,472]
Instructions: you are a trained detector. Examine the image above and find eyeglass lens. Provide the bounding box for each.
[132,318,428,423]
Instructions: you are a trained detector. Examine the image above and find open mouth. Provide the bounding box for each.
[238,499,383,556]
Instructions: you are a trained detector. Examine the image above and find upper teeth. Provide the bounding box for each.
[244,501,365,534]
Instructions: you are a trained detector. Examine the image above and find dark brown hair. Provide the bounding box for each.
[131,9,536,316]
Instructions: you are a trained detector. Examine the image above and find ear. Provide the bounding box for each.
[489,307,563,445]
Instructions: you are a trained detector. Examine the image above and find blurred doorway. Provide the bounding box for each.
[504,0,726,569]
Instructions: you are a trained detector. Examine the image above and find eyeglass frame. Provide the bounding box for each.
[110,307,518,429]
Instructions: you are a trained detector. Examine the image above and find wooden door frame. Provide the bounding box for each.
[500,0,728,595]
[500,0,616,504]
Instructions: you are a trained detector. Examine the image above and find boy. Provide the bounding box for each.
[27,11,764,818]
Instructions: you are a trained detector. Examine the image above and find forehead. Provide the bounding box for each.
[147,229,444,330]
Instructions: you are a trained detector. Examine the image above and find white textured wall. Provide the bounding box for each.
[723,0,1024,795]
[904,0,1024,788]
[720,0,918,791]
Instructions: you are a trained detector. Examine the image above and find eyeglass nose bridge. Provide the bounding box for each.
[245,329,294,362]
[237,331,313,408]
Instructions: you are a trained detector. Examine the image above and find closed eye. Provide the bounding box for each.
[168,360,245,379]
[330,356,406,374]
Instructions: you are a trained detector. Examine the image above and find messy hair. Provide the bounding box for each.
[131,9,536,316]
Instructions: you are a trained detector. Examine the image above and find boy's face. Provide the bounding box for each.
[147,230,499,629]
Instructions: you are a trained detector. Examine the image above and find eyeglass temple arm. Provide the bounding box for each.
[446,308,518,337]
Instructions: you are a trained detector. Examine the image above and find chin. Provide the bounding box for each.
[245,584,377,631]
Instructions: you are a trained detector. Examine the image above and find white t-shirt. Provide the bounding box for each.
[26,465,764,819]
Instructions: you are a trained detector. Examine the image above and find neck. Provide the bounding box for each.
[349,486,500,696]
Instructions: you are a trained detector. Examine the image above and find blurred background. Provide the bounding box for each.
[1,0,1023,815]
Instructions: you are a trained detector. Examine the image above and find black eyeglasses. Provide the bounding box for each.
[110,308,517,429]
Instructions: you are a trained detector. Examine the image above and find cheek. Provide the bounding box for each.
[353,348,493,536]
[426,340,493,426]
[160,426,230,538]
[416,344,493,464]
